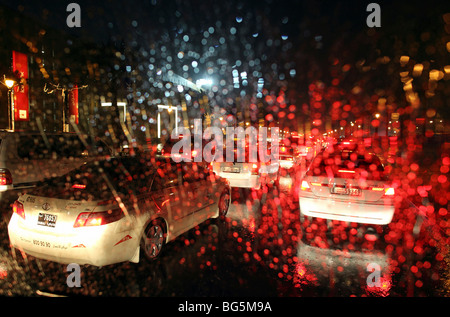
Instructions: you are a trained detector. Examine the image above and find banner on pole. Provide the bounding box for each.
[68,85,79,124]
[12,51,29,121]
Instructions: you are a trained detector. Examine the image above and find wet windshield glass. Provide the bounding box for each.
[0,0,448,303]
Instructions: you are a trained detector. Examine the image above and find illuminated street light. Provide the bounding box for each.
[157,104,179,138]
[195,78,213,88]
[101,101,127,122]
[4,79,15,89]
[2,76,17,131]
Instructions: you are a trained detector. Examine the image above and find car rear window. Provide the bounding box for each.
[17,135,89,160]
[32,158,156,200]
[280,146,295,155]
[219,141,273,163]
[307,150,386,180]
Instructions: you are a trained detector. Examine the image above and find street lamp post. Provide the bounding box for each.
[2,76,16,131]
[44,83,88,132]
[157,104,179,139]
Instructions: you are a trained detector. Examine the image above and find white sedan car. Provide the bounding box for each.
[299,143,396,226]
[212,143,279,189]
[8,156,231,267]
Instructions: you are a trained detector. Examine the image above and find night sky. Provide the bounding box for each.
[0,0,373,42]
[0,0,445,50]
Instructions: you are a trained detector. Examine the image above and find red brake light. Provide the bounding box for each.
[0,169,13,186]
[72,184,86,189]
[365,233,378,242]
[74,209,124,228]
[371,186,395,196]
[338,170,355,174]
[300,180,311,191]
[13,201,25,220]
[251,163,259,175]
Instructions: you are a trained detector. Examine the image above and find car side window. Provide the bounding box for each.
[151,163,180,191]
[181,164,195,184]
[182,163,209,184]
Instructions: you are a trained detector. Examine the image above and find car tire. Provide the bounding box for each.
[299,213,311,223]
[141,219,167,261]
[218,188,231,218]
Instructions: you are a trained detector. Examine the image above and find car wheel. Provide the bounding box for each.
[141,219,166,260]
[274,172,281,188]
[218,188,231,218]
[299,213,311,223]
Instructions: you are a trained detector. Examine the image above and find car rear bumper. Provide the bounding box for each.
[279,160,295,169]
[217,173,261,189]
[8,214,139,267]
[299,195,394,225]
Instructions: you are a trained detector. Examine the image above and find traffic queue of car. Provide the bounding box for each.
[2,131,398,267]
[3,132,231,267]
[8,155,231,266]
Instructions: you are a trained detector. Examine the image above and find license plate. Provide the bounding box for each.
[222,166,240,173]
[33,239,51,248]
[331,187,361,196]
[37,213,57,228]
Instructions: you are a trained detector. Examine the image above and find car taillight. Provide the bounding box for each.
[74,209,124,228]
[300,180,311,191]
[72,184,86,189]
[338,169,355,174]
[251,163,259,175]
[13,201,25,220]
[0,168,12,186]
[371,186,395,196]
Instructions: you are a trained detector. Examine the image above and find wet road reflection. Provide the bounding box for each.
[0,172,447,297]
